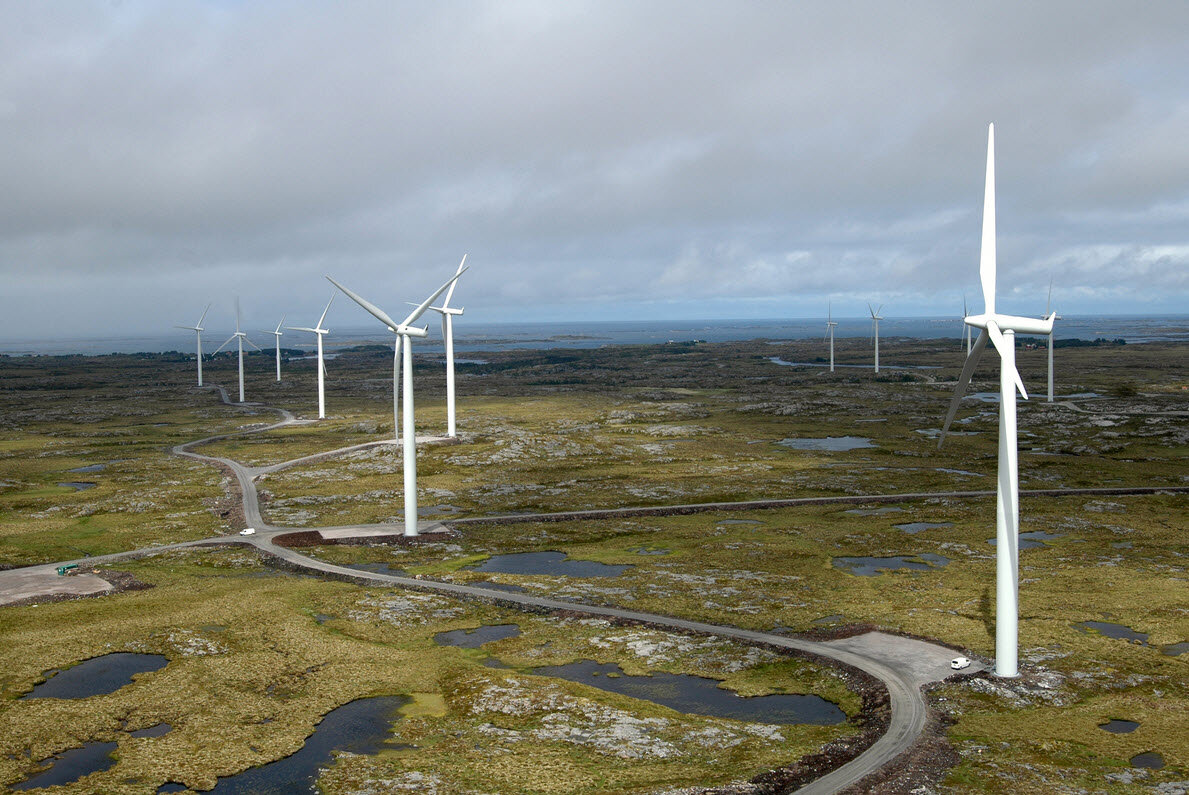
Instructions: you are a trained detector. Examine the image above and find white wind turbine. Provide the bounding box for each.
[287,294,335,420]
[326,267,468,536]
[212,299,262,403]
[263,315,286,382]
[825,302,838,372]
[938,123,1054,679]
[868,303,884,373]
[423,255,467,437]
[1046,279,1062,402]
[174,303,211,386]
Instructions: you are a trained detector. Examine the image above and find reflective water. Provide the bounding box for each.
[1075,621,1148,645]
[1160,642,1189,656]
[530,660,844,725]
[893,522,953,534]
[467,551,632,578]
[58,481,97,491]
[434,624,522,648]
[130,723,172,738]
[776,436,875,451]
[343,562,407,577]
[988,531,1063,550]
[833,554,950,576]
[69,464,107,473]
[200,696,408,794]
[23,653,169,700]
[1131,752,1165,769]
[12,741,118,790]
[1098,719,1139,733]
[935,467,982,477]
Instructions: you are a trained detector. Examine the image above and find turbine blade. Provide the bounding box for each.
[212,335,237,355]
[274,315,286,334]
[316,292,335,330]
[399,266,468,328]
[287,326,319,333]
[441,314,448,344]
[1046,277,1053,316]
[326,276,401,330]
[986,321,1028,400]
[939,328,990,449]
[979,123,996,316]
[236,297,242,334]
[197,303,211,328]
[441,254,467,309]
[244,337,263,352]
[828,300,832,324]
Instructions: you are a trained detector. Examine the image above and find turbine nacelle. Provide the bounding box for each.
[964,312,1054,337]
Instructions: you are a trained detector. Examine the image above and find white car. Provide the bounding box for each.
[239,527,256,536]
[950,656,971,670]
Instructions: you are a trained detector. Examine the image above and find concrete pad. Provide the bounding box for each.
[0,566,113,606]
[318,522,448,540]
[823,631,986,686]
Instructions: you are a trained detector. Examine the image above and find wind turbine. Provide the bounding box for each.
[174,303,211,386]
[868,303,884,373]
[825,302,838,372]
[263,315,285,382]
[1045,279,1062,402]
[423,255,467,437]
[287,294,334,419]
[326,266,468,536]
[937,123,1054,679]
[212,299,262,403]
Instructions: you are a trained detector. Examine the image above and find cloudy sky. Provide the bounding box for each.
[2,0,1187,341]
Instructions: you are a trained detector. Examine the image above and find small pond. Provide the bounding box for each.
[967,392,1001,403]
[198,695,408,794]
[833,554,949,577]
[69,463,107,473]
[530,660,844,725]
[472,581,529,594]
[1131,752,1165,769]
[633,547,671,555]
[1160,642,1189,656]
[58,481,97,491]
[466,551,632,578]
[343,562,407,577]
[776,436,875,451]
[130,723,172,738]
[894,522,953,534]
[434,624,522,648]
[1076,621,1148,645]
[1098,719,1139,733]
[988,531,1063,550]
[12,741,119,791]
[23,653,169,700]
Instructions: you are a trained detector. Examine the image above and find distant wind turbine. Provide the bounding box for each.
[868,303,884,373]
[212,299,262,403]
[423,255,467,437]
[287,294,335,420]
[938,123,1054,679]
[1046,279,1062,402]
[263,315,285,382]
[174,303,211,386]
[327,266,467,536]
[825,302,838,372]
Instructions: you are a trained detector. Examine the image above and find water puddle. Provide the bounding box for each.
[845,507,904,516]
[1160,642,1189,656]
[893,522,953,534]
[129,723,172,738]
[832,554,950,576]
[1076,621,1148,645]
[776,436,875,451]
[967,392,1000,403]
[1131,752,1165,769]
[988,531,1063,550]
[813,614,844,625]
[57,481,97,491]
[936,467,982,477]
[12,741,118,791]
[199,695,408,794]
[466,551,632,578]
[343,562,407,577]
[529,660,844,725]
[313,613,335,625]
[23,653,169,700]
[434,624,521,648]
[633,547,671,555]
[472,581,529,594]
[1098,719,1139,733]
[69,464,107,473]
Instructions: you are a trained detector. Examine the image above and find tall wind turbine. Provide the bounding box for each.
[212,299,262,403]
[287,294,334,419]
[868,303,884,373]
[424,255,467,437]
[326,267,467,536]
[938,123,1054,679]
[263,315,285,382]
[825,302,838,372]
[174,303,211,386]
[1045,279,1062,402]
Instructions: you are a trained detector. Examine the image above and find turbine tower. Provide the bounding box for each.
[1045,279,1062,402]
[938,123,1054,679]
[424,255,467,437]
[326,266,467,536]
[868,303,884,373]
[825,302,838,372]
[287,294,335,420]
[212,299,261,403]
[263,315,285,382]
[174,303,211,386]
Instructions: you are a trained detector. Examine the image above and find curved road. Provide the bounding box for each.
[12,385,1185,793]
